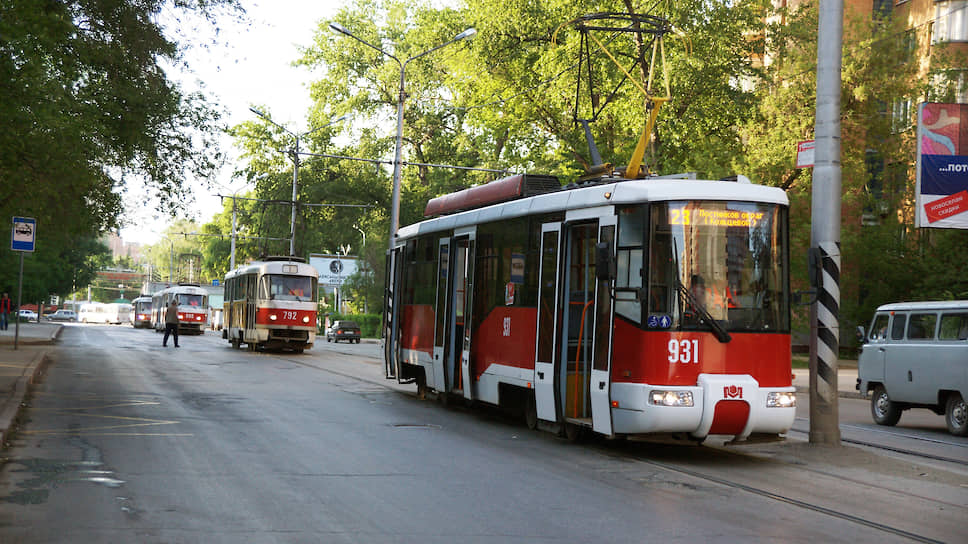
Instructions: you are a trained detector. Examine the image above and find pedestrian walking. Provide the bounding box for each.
[163,298,180,347]
[0,292,10,331]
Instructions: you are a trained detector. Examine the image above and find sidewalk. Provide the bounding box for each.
[0,322,61,446]
[792,362,862,399]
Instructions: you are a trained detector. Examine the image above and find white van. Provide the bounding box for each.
[857,300,968,436]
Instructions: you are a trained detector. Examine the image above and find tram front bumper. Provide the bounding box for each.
[610,375,797,440]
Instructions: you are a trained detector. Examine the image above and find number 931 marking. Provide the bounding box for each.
[668,339,700,364]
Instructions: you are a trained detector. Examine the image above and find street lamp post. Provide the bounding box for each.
[249,108,347,256]
[329,22,476,251]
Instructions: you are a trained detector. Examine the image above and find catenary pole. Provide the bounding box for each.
[808,0,843,445]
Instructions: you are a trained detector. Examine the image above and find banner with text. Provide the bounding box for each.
[309,254,359,286]
[917,103,968,229]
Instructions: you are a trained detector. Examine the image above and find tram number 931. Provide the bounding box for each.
[668,339,700,364]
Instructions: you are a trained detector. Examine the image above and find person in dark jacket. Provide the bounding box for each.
[163,298,180,347]
[0,293,10,331]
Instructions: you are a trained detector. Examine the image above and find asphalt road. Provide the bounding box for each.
[0,324,964,543]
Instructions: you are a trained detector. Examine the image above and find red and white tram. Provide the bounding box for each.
[222,257,319,353]
[384,173,797,442]
[151,284,210,335]
[131,296,152,328]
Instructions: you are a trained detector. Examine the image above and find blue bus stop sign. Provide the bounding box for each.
[11,217,35,252]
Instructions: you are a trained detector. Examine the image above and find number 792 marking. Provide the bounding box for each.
[668,339,700,364]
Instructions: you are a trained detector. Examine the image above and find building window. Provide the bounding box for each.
[892,98,913,132]
[934,1,968,43]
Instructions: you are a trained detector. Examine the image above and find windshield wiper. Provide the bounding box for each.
[675,279,732,343]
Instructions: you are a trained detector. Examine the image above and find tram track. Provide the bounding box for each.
[634,454,946,544]
[290,347,963,542]
[786,426,968,466]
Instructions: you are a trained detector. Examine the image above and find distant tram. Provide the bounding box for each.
[222,257,319,353]
[151,284,210,335]
[131,296,152,328]
[383,173,797,442]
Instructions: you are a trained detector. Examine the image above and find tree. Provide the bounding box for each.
[0,0,242,302]
[739,2,968,339]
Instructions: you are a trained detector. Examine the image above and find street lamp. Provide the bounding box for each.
[248,108,347,256]
[329,22,476,251]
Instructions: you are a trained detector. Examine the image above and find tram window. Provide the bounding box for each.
[939,313,968,340]
[264,275,314,301]
[616,206,646,324]
[648,201,788,333]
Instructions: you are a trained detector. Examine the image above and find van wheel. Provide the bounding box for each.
[871,385,901,426]
[945,393,968,437]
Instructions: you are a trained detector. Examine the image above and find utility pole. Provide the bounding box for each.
[808,0,843,445]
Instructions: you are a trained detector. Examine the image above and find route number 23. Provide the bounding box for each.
[668,339,700,364]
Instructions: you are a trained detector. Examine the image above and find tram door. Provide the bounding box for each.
[560,222,598,426]
[558,216,615,434]
[431,239,450,392]
[448,231,476,399]
[535,223,563,422]
[384,246,403,380]
[589,217,616,435]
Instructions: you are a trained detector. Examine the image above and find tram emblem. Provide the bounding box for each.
[724,385,744,399]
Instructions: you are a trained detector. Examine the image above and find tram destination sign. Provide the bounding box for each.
[667,207,766,228]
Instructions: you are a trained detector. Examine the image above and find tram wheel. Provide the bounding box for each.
[945,393,968,437]
[871,385,901,426]
[524,394,538,430]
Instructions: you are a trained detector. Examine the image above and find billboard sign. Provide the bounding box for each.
[309,254,359,286]
[917,103,968,228]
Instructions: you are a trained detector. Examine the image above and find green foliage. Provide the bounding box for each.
[0,0,242,303]
[327,312,382,338]
[220,0,966,332]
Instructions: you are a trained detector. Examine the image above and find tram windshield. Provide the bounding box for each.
[624,200,788,334]
[179,294,206,307]
[262,274,316,302]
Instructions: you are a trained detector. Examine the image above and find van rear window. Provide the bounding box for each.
[939,313,968,340]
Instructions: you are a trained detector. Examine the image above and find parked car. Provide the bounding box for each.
[326,320,361,344]
[47,309,77,322]
[17,309,38,322]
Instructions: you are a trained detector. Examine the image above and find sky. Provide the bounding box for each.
[119,0,342,246]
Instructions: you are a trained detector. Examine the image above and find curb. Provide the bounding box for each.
[794,385,865,400]
[0,350,50,448]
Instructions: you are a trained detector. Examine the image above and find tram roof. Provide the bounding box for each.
[224,259,319,281]
[399,177,789,240]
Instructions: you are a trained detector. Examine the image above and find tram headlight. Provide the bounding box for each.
[649,390,694,407]
[766,391,797,408]
[302,316,310,324]
[269,313,277,321]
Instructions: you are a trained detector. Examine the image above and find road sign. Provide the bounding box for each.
[796,140,815,169]
[11,216,36,252]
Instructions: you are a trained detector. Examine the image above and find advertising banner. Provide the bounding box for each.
[309,254,359,286]
[917,103,968,229]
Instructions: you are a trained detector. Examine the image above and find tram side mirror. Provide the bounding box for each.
[595,242,615,281]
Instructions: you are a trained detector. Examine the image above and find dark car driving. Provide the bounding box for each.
[326,320,361,344]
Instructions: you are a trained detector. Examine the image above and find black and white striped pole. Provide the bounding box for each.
[808,0,843,445]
